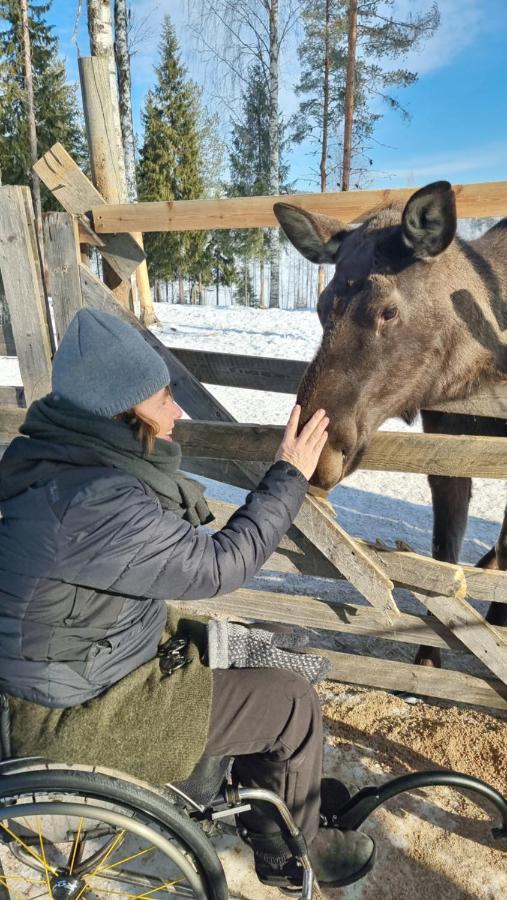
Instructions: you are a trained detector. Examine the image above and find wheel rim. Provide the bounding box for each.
[0,799,207,898]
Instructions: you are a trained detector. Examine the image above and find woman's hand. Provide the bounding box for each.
[275,405,329,481]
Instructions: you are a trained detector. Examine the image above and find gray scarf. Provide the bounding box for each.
[0,394,213,526]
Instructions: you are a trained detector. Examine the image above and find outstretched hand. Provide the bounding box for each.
[275,404,329,481]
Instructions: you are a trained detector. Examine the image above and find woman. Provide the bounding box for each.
[0,308,374,891]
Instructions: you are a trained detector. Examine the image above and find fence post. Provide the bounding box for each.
[0,186,53,404]
[43,212,84,342]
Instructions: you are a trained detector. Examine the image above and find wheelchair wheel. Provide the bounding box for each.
[0,762,228,899]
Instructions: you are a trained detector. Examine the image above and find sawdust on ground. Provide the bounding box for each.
[316,682,507,900]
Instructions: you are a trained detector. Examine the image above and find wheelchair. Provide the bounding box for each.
[0,694,506,899]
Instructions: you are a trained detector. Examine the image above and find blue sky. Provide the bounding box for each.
[48,0,507,191]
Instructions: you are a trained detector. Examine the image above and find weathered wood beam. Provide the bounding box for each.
[33,143,144,282]
[412,590,507,686]
[166,348,507,419]
[0,386,25,408]
[0,186,52,404]
[207,497,507,604]
[173,587,480,651]
[294,494,399,618]
[320,647,507,711]
[43,213,84,342]
[92,181,507,233]
[0,406,26,442]
[172,420,507,479]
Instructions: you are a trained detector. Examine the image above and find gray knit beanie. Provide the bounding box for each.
[51,308,170,417]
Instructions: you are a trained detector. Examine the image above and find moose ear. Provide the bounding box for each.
[273,203,349,264]
[401,181,457,258]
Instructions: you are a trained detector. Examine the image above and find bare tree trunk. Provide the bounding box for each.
[268,0,280,309]
[114,0,158,326]
[259,258,266,308]
[318,0,332,296]
[341,0,358,192]
[178,273,185,304]
[20,0,44,269]
[85,0,132,309]
[87,0,127,196]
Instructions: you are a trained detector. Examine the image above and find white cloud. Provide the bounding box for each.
[385,0,484,76]
[370,140,507,186]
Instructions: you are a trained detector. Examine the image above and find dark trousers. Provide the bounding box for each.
[202,668,323,862]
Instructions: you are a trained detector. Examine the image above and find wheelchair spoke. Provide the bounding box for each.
[0,820,57,874]
[67,816,85,874]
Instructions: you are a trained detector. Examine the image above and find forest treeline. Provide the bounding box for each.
[0,1,440,309]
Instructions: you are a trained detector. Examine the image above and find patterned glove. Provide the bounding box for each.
[207,620,331,684]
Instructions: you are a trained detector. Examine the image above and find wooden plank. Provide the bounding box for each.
[413,590,507,686]
[166,348,507,418]
[295,494,399,618]
[33,143,145,281]
[92,180,507,234]
[43,212,84,342]
[172,420,507,479]
[168,348,306,393]
[319,648,507,711]
[0,406,25,441]
[0,186,52,403]
[207,496,507,603]
[173,587,479,651]
[0,386,25,407]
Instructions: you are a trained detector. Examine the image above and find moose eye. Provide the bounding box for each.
[382,306,398,321]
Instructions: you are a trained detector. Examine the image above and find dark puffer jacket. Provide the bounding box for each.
[0,453,308,709]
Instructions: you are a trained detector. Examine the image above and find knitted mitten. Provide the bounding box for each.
[207,620,330,684]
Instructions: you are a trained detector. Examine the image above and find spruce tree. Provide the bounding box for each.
[137,17,211,299]
[228,63,288,308]
[0,0,86,207]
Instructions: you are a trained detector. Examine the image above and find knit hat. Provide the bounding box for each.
[51,308,170,417]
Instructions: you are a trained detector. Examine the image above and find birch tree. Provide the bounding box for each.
[189,0,299,308]
[114,0,158,325]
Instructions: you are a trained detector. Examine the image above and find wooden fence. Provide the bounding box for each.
[1,143,506,712]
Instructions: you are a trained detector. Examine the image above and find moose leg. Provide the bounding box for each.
[484,504,507,626]
[414,474,473,667]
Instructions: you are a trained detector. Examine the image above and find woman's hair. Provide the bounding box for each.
[114,408,158,455]
[114,386,172,455]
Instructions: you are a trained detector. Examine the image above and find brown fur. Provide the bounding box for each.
[274,183,507,656]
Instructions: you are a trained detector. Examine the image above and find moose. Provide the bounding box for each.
[274,181,507,667]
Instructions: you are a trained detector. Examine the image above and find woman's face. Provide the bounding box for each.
[133,386,183,442]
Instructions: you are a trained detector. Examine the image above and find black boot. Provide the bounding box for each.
[255,827,375,891]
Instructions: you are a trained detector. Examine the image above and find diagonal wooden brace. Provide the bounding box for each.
[413,589,507,686]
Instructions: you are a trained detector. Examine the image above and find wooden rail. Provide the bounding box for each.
[91,180,507,233]
[2,411,506,478]
[164,348,507,419]
[172,420,507,479]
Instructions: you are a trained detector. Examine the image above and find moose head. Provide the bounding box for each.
[274,181,492,489]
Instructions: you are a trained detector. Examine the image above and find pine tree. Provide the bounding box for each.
[0,0,86,207]
[137,17,211,300]
[292,0,440,191]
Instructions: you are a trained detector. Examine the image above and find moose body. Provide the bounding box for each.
[274,182,507,664]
